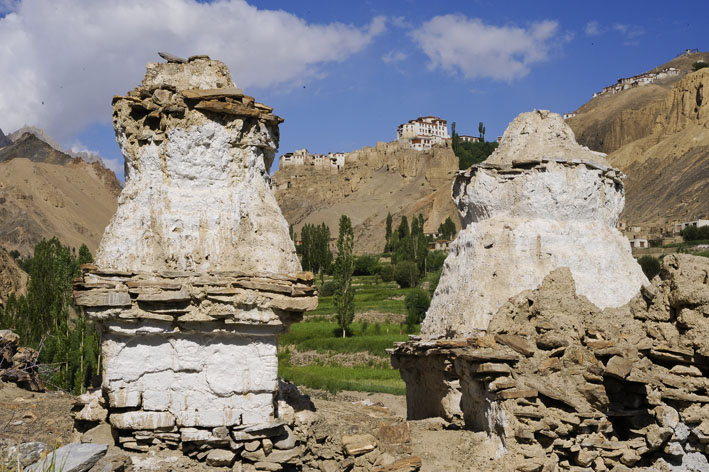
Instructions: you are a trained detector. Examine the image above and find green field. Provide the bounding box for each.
[278,274,430,395]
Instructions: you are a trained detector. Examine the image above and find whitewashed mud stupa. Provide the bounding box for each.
[421,110,647,339]
[392,111,709,471]
[73,55,317,456]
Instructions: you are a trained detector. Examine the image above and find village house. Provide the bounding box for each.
[592,67,680,98]
[458,135,480,143]
[674,218,709,233]
[563,113,576,119]
[397,116,450,150]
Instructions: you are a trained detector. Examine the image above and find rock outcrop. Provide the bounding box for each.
[272,140,459,254]
[0,329,43,391]
[392,254,709,471]
[421,110,647,339]
[72,55,317,464]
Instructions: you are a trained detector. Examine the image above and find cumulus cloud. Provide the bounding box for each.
[382,50,407,64]
[585,20,604,36]
[0,0,386,139]
[411,15,562,81]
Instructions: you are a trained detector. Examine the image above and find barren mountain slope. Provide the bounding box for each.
[272,141,459,254]
[566,51,709,154]
[568,56,709,226]
[0,246,26,304]
[0,139,122,255]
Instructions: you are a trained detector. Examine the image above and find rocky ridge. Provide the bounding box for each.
[0,247,26,305]
[0,131,122,256]
[567,53,709,225]
[272,140,459,254]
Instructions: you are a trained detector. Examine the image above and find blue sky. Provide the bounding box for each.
[0,0,706,179]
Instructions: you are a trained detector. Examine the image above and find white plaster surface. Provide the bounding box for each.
[102,331,277,427]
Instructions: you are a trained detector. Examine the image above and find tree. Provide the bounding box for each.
[0,238,99,393]
[394,261,420,288]
[405,288,431,326]
[693,61,708,72]
[478,121,486,141]
[451,121,459,153]
[385,213,393,252]
[289,225,297,243]
[437,217,456,240]
[333,215,355,338]
[299,222,332,282]
[397,215,409,240]
[354,255,379,276]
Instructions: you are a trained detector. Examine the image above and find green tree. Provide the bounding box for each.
[0,238,99,394]
[384,213,393,252]
[451,121,459,154]
[78,244,93,265]
[394,261,420,288]
[478,121,486,141]
[333,215,355,338]
[405,288,431,326]
[693,61,708,71]
[437,217,456,240]
[397,215,409,240]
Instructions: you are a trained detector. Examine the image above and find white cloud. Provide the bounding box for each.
[382,50,407,64]
[585,20,603,36]
[411,15,562,81]
[0,0,386,139]
[613,23,644,44]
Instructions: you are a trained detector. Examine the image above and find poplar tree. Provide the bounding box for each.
[333,215,355,338]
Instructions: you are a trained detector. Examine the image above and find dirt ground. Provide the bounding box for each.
[0,381,497,471]
[0,381,75,451]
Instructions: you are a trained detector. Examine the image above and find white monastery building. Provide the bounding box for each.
[397,116,450,150]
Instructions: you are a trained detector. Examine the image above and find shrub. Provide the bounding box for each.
[426,250,447,272]
[693,61,708,72]
[394,261,420,288]
[680,225,709,241]
[360,320,369,335]
[405,288,430,325]
[373,323,382,335]
[319,281,336,297]
[380,264,395,282]
[353,255,379,276]
[638,256,661,280]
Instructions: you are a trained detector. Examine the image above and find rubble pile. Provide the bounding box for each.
[0,329,43,391]
[393,254,709,471]
[422,110,647,339]
[72,54,317,463]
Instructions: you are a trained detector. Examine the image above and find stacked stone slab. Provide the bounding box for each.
[392,254,709,471]
[421,110,647,339]
[72,55,317,462]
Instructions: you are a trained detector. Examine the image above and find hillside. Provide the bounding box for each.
[272,140,459,254]
[567,52,709,225]
[0,246,26,304]
[0,132,122,256]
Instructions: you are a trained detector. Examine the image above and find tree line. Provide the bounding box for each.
[1,238,99,394]
[450,120,499,170]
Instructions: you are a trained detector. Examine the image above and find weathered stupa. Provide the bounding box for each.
[73,55,317,455]
[421,110,648,339]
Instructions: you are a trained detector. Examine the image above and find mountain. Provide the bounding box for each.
[566,51,709,226]
[272,140,459,254]
[0,247,26,305]
[0,131,122,256]
[0,128,11,148]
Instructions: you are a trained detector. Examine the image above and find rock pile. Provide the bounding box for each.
[393,254,709,471]
[0,329,43,391]
[422,110,647,339]
[72,55,317,459]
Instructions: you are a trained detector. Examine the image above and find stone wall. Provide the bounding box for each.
[393,254,709,471]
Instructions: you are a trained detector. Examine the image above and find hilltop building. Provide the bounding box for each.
[397,116,450,150]
[279,148,348,170]
[458,135,480,143]
[592,67,680,98]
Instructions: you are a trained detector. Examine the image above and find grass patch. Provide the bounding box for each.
[279,364,406,395]
[311,273,436,315]
[280,321,414,357]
